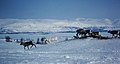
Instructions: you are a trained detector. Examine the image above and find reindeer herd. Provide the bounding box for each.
[4,28,120,50]
[4,36,56,50]
[74,28,120,39]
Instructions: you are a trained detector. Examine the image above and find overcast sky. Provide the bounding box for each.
[0,0,120,19]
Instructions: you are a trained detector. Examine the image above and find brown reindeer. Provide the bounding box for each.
[20,41,36,49]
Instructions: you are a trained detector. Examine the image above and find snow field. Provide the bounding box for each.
[0,33,120,64]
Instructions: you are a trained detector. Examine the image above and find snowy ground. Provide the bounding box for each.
[0,32,120,64]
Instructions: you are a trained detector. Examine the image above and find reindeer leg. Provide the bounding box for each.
[30,45,33,48]
[34,44,37,48]
[24,46,26,49]
[27,46,29,50]
[113,34,115,38]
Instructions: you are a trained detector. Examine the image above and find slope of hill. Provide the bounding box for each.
[0,18,119,33]
[113,19,120,28]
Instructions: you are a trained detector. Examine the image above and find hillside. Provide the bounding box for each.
[0,18,120,33]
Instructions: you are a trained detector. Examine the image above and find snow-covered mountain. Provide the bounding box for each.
[0,18,119,33]
[112,19,120,28]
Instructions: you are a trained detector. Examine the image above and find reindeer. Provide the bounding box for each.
[90,32,99,36]
[40,37,50,44]
[76,29,90,37]
[89,31,100,38]
[118,31,120,37]
[76,28,84,37]
[20,41,36,49]
[108,30,119,38]
[5,36,12,42]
